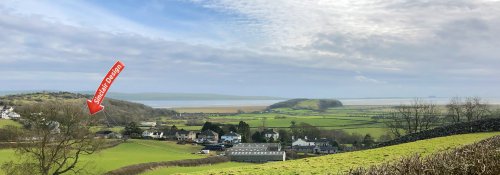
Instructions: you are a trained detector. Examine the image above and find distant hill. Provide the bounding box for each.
[0,92,176,125]
[0,91,286,101]
[268,98,343,111]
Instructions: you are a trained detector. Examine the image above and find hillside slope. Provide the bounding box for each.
[0,92,176,124]
[191,132,500,175]
[268,98,343,111]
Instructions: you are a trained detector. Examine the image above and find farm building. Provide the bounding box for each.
[226,143,285,162]
[226,151,285,162]
[292,137,338,154]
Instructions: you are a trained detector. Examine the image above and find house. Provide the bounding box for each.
[262,129,279,141]
[151,131,164,139]
[221,131,242,144]
[226,143,285,162]
[1,111,10,119]
[8,112,20,119]
[95,130,122,139]
[292,137,337,154]
[292,136,315,147]
[140,121,156,127]
[176,130,196,141]
[197,130,219,143]
[142,130,155,138]
[162,130,177,140]
[0,106,20,120]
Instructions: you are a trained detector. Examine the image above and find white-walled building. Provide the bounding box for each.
[221,131,242,144]
[263,129,279,141]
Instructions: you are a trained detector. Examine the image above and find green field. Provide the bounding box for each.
[0,140,205,174]
[191,132,500,175]
[141,162,253,175]
[173,106,391,138]
[0,119,21,128]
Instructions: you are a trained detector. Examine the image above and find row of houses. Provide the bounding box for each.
[0,106,20,120]
[142,129,225,144]
[141,128,281,144]
[291,136,338,154]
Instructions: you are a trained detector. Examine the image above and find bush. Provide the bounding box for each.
[348,135,500,175]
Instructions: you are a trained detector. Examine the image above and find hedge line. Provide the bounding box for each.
[375,118,500,148]
[105,156,229,175]
[349,135,500,175]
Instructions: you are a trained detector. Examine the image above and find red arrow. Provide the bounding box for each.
[87,61,125,115]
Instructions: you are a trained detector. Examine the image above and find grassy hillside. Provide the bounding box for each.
[192,132,500,175]
[141,162,252,175]
[0,92,176,124]
[268,98,343,111]
[0,119,21,128]
[0,140,204,175]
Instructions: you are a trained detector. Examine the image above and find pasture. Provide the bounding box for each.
[191,132,500,175]
[0,140,205,175]
[172,105,392,138]
[0,119,20,128]
[141,162,253,175]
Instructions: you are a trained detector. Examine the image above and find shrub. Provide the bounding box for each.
[348,135,500,175]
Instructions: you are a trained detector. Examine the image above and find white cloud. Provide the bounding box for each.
[355,75,387,84]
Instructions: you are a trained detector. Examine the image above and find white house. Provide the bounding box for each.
[1,111,10,119]
[8,112,20,119]
[142,130,155,138]
[292,136,315,146]
[221,131,242,144]
[263,129,279,141]
[140,121,156,127]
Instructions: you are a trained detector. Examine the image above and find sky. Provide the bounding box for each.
[0,0,499,98]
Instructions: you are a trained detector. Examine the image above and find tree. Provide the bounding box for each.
[446,97,490,123]
[385,98,439,137]
[278,129,289,145]
[362,134,375,147]
[228,125,237,133]
[171,125,178,132]
[251,131,266,143]
[123,122,143,138]
[237,121,250,142]
[2,101,102,175]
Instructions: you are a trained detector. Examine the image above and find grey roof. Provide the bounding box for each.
[223,131,241,137]
[177,130,193,135]
[200,129,218,136]
[262,129,278,135]
[96,130,114,135]
[228,151,285,156]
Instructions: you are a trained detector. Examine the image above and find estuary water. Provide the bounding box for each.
[135,97,500,108]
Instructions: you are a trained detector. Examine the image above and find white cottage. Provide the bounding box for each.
[221,131,242,144]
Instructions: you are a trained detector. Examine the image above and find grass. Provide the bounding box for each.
[0,140,205,175]
[141,162,253,175]
[191,132,500,175]
[0,119,21,128]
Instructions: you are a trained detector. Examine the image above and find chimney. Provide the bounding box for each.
[304,136,308,140]
[292,135,295,140]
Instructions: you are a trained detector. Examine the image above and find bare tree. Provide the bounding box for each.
[446,97,490,123]
[446,97,464,123]
[2,101,102,175]
[385,98,440,137]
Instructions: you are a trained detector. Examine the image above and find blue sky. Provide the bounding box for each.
[0,0,499,98]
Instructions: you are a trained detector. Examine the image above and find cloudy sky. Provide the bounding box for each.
[0,0,499,98]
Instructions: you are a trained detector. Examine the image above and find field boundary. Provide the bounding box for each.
[105,156,229,175]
